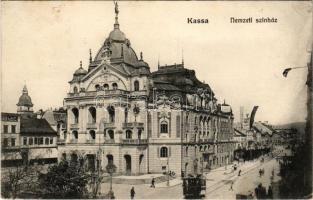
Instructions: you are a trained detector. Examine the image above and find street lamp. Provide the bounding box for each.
[282,66,307,77]
[106,163,117,199]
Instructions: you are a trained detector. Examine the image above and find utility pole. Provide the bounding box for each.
[167,153,170,186]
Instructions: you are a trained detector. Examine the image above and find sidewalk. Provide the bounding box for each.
[155,178,183,188]
[205,159,262,193]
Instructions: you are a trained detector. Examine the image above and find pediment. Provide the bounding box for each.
[81,63,129,83]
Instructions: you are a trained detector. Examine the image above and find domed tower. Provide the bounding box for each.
[89,2,150,76]
[17,85,34,114]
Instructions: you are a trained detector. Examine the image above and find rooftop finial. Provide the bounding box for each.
[23,84,28,94]
[89,49,92,64]
[80,61,82,68]
[158,54,160,69]
[140,52,143,60]
[114,1,119,29]
[182,48,184,67]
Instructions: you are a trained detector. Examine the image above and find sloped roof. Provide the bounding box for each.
[20,118,57,135]
[154,83,182,91]
[234,128,246,137]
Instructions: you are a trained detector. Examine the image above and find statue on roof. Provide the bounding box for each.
[114,1,119,15]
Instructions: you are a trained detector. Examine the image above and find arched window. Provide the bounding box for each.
[107,106,115,123]
[72,108,79,124]
[124,107,128,123]
[134,80,139,91]
[89,130,96,140]
[108,130,114,139]
[185,147,188,157]
[72,131,78,139]
[160,147,168,158]
[88,107,96,123]
[64,131,67,140]
[73,86,78,94]
[160,121,168,134]
[126,130,132,139]
[95,84,100,91]
[103,84,109,90]
[112,83,118,90]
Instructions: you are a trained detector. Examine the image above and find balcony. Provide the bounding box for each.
[70,124,79,129]
[87,123,97,129]
[67,89,130,98]
[122,139,148,145]
[199,138,215,143]
[105,139,115,144]
[86,139,95,144]
[69,139,78,143]
[57,139,66,145]
[103,122,115,129]
[122,122,144,129]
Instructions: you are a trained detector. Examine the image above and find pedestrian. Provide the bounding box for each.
[229,181,234,191]
[130,186,135,199]
[238,169,241,176]
[267,185,273,199]
[151,178,155,188]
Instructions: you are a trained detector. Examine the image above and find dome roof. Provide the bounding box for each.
[74,66,87,76]
[109,29,126,42]
[17,85,33,107]
[137,60,149,68]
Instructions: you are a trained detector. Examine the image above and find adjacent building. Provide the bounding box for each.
[1,112,21,167]
[1,85,58,167]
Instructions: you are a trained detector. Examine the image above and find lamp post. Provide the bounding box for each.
[106,163,116,199]
[167,150,170,186]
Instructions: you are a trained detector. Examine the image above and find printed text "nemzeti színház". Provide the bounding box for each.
[230,17,277,23]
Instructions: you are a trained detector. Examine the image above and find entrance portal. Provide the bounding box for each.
[124,155,131,175]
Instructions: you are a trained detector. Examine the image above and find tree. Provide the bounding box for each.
[39,160,90,199]
[1,149,43,199]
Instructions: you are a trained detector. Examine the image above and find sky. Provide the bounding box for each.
[1,1,312,125]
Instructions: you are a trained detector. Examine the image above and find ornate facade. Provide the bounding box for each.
[59,4,235,176]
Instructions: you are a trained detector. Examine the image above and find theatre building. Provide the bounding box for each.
[59,4,235,176]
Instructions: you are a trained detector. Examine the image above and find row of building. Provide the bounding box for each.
[232,108,301,161]
[1,4,237,176]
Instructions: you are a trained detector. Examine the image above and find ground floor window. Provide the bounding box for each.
[160,147,168,157]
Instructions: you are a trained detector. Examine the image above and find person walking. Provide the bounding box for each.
[238,169,241,176]
[151,178,155,188]
[130,186,135,199]
[229,181,234,191]
[267,185,273,199]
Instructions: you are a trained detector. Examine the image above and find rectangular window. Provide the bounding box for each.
[11,138,15,146]
[34,137,38,145]
[50,138,53,145]
[3,138,8,147]
[45,138,49,145]
[176,116,181,138]
[11,125,16,133]
[39,137,43,145]
[23,137,27,145]
[29,138,33,145]
[3,125,8,133]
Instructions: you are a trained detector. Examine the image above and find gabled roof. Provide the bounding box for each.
[20,118,57,135]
